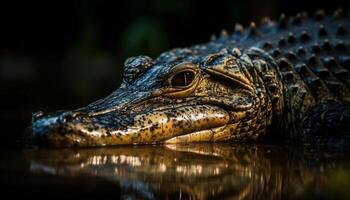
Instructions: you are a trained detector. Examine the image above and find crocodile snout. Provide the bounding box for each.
[27,111,86,147]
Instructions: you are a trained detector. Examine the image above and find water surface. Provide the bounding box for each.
[2,143,350,199]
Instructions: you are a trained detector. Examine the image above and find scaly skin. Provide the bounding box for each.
[27,9,350,147]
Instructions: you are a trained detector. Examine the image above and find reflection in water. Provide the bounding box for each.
[25,144,350,199]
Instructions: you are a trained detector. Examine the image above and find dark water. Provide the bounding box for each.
[1,144,350,200]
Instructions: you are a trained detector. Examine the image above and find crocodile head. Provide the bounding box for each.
[27,47,282,147]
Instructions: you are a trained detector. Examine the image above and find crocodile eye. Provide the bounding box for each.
[170,70,195,87]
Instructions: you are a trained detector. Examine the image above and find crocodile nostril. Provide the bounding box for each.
[32,111,45,121]
[62,111,85,122]
[72,112,85,118]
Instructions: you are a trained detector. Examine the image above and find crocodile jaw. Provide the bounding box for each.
[28,105,230,147]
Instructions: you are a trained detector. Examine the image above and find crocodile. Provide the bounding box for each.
[27,9,350,147]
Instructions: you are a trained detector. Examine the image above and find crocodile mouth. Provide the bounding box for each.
[28,104,233,147]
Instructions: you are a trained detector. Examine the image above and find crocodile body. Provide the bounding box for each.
[28,9,350,147]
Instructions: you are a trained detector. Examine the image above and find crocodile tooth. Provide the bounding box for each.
[278,13,287,29]
[314,9,326,20]
[318,24,327,37]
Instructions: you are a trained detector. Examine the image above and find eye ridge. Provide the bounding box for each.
[170,70,196,87]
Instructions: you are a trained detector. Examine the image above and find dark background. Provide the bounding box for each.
[1,0,349,147]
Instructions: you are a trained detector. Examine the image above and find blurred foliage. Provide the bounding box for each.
[120,18,168,57]
[299,167,350,200]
